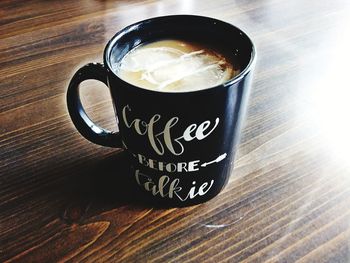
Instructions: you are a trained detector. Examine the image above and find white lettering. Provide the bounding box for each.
[135,154,201,173]
[147,114,163,155]
[183,124,197,141]
[135,171,214,202]
[121,105,220,156]
[188,160,200,171]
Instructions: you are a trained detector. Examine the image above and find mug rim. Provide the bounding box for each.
[104,15,256,94]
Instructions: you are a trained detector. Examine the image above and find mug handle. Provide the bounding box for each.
[67,63,122,148]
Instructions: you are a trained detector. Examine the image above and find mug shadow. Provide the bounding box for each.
[61,151,164,224]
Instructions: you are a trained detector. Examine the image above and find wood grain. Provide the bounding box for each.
[1,0,350,262]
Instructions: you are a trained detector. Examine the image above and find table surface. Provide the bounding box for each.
[1,0,350,262]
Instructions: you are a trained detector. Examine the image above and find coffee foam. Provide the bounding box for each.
[116,40,240,92]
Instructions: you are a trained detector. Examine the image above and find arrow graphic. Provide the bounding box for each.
[201,153,227,167]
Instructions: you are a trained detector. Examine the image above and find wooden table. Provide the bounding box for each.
[1,0,350,262]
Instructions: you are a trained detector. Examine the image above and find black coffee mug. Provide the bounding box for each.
[67,15,256,206]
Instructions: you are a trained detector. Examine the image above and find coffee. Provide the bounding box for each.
[115,39,240,92]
